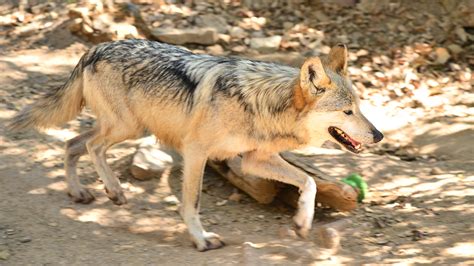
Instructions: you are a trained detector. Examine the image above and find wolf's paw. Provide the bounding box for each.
[105,187,127,205]
[195,232,225,252]
[68,188,95,204]
[293,215,311,239]
[294,222,310,239]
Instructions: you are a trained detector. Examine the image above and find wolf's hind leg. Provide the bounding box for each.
[65,129,96,204]
[86,125,140,205]
[181,144,225,251]
[241,152,317,238]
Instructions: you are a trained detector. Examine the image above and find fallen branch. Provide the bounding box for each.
[209,151,358,211]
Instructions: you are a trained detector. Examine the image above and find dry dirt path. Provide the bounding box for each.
[1,44,473,265]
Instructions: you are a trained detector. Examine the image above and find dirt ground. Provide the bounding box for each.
[1,4,474,265]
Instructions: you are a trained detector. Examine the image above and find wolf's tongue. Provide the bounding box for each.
[346,135,360,147]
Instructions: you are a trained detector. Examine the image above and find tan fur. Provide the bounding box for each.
[8,42,383,251]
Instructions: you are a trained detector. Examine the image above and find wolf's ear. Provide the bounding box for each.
[299,57,330,96]
[328,44,348,75]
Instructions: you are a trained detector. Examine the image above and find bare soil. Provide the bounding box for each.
[1,15,473,266]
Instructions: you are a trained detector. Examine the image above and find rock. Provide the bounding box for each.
[228,192,242,202]
[0,250,10,260]
[19,236,32,243]
[318,227,340,249]
[251,53,305,67]
[206,44,225,55]
[447,44,463,55]
[217,34,231,44]
[249,36,282,53]
[110,23,139,39]
[455,27,468,43]
[151,27,218,45]
[68,7,90,20]
[231,45,247,53]
[130,136,180,181]
[69,18,83,33]
[434,47,450,65]
[283,22,294,30]
[278,226,297,238]
[163,195,180,205]
[229,26,247,39]
[430,167,443,175]
[195,14,228,33]
[216,200,228,206]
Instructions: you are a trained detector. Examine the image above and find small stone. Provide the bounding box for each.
[229,26,247,39]
[278,226,297,238]
[19,237,32,243]
[434,47,450,65]
[68,7,90,20]
[375,239,389,245]
[208,218,218,225]
[318,227,340,249]
[48,222,58,227]
[0,250,10,260]
[231,45,247,53]
[206,44,224,55]
[216,200,228,206]
[131,136,178,181]
[195,14,229,33]
[447,44,463,55]
[430,167,443,175]
[163,195,180,205]
[283,22,294,29]
[151,27,218,45]
[250,36,282,53]
[71,235,78,240]
[5,229,14,235]
[228,192,242,202]
[217,34,231,44]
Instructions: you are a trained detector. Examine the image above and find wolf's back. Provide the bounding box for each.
[7,54,87,131]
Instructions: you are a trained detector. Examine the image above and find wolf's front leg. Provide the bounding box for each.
[241,152,317,237]
[181,144,225,251]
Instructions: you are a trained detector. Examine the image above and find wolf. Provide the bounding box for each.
[8,39,383,251]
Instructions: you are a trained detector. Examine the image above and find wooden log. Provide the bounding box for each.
[280,152,358,211]
[209,151,358,211]
[208,157,278,204]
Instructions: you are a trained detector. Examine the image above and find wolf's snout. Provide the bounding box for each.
[372,129,384,143]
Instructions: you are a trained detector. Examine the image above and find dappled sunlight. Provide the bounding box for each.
[61,208,112,224]
[0,0,472,264]
[43,128,78,142]
[46,180,67,191]
[28,187,48,195]
[443,242,474,258]
[1,53,81,75]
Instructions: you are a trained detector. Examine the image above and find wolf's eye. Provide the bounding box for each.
[343,110,353,115]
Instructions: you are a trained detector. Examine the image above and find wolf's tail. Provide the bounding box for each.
[7,56,88,131]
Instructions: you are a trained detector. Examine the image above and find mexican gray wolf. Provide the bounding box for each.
[8,39,383,251]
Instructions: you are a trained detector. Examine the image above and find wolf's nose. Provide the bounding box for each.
[372,129,384,143]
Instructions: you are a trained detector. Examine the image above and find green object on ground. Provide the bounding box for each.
[341,174,368,202]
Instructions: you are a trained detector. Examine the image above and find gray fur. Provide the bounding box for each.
[80,39,298,114]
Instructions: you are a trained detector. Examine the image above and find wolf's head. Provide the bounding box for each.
[296,44,383,153]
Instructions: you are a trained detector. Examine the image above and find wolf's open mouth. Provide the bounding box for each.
[328,127,362,153]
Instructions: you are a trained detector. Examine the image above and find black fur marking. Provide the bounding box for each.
[308,65,316,82]
[194,191,200,210]
[74,39,299,114]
